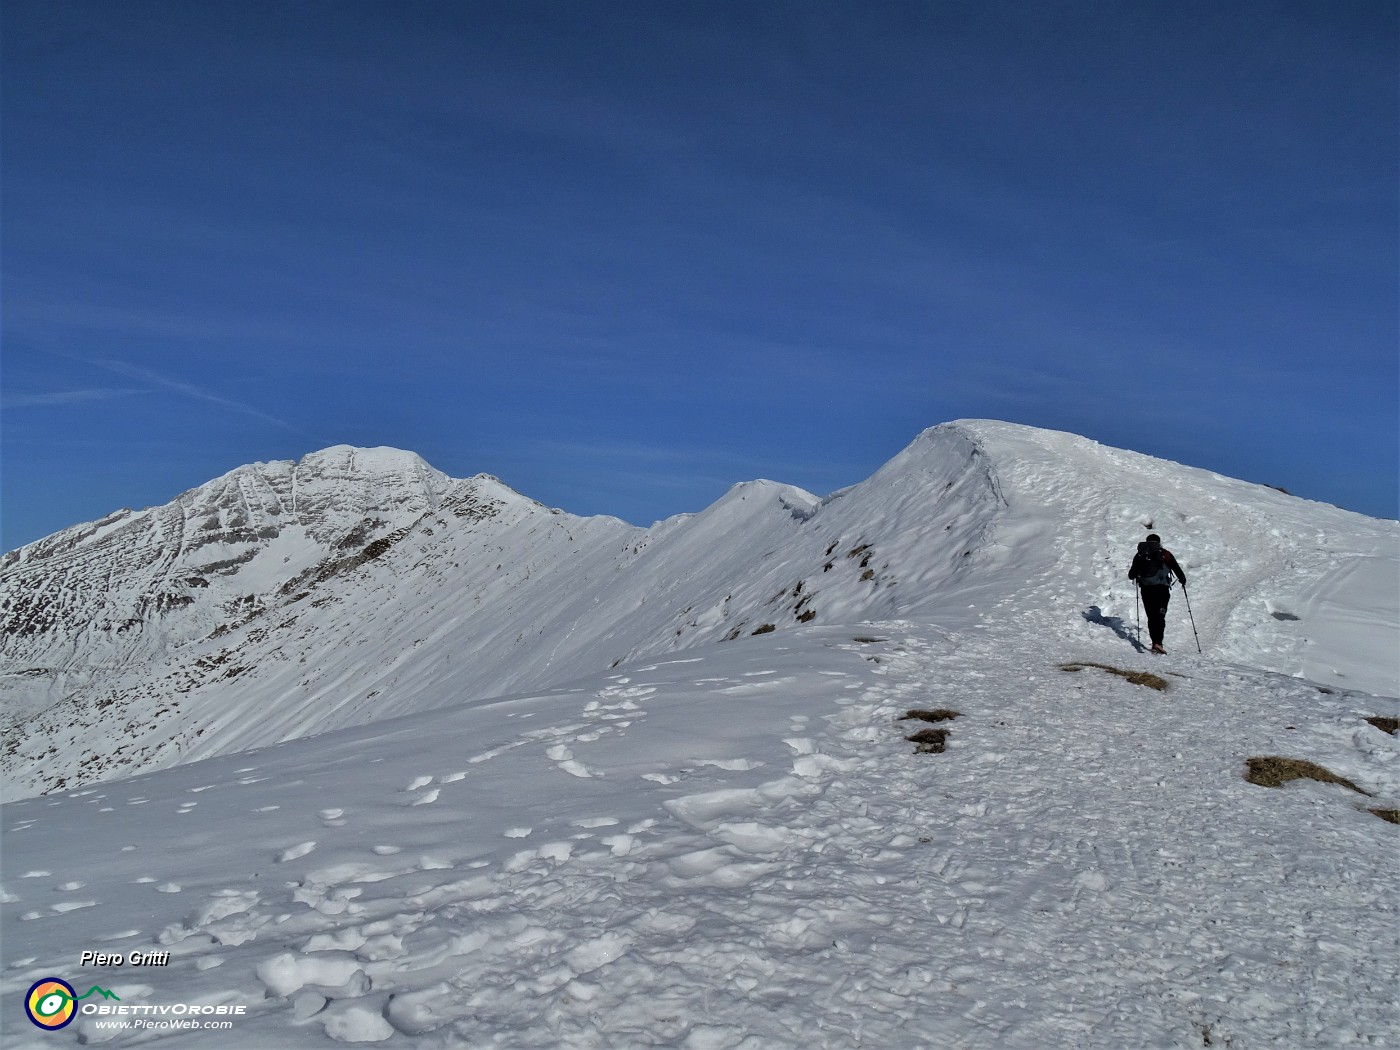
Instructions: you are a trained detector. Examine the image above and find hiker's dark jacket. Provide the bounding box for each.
[1128,545,1187,588]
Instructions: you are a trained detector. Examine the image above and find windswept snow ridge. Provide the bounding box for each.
[8,422,1391,800]
[2,421,1397,1047]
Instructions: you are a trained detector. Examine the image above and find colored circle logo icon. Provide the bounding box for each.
[25,978,77,1030]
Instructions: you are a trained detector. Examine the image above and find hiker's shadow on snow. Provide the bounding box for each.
[1084,606,1144,653]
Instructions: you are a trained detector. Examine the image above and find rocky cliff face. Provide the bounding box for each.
[2,445,462,643]
[0,445,581,794]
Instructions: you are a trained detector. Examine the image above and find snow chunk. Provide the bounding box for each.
[256,950,365,997]
[565,932,632,974]
[322,1001,394,1042]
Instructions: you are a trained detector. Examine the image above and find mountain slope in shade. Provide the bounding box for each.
[2,421,1395,801]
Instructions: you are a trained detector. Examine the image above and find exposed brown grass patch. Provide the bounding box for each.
[900,709,961,724]
[1059,662,1169,691]
[1364,716,1399,736]
[1369,808,1400,825]
[1244,756,1370,796]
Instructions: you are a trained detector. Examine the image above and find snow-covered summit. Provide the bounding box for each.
[2,422,1395,800]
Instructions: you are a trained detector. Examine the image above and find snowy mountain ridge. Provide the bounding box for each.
[2,420,1398,1048]
[3,420,1395,801]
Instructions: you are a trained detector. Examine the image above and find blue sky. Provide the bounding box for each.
[3,1,1396,549]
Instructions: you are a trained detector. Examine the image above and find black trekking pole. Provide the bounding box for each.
[1181,583,1202,654]
[1134,581,1142,649]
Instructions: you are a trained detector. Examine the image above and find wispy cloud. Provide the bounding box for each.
[2,387,145,409]
[68,355,313,436]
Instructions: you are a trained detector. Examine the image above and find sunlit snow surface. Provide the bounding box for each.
[2,421,1397,1047]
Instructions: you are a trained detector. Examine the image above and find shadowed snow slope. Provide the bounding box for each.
[3,420,1396,800]
[2,421,1398,1048]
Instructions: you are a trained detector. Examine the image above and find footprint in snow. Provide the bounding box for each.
[276,841,317,863]
[712,821,805,856]
[502,842,573,872]
[546,744,597,778]
[694,757,761,771]
[600,834,636,856]
[665,847,777,888]
[468,742,523,764]
[99,930,142,942]
[51,901,98,913]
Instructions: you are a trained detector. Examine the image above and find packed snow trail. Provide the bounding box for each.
[940,421,1399,698]
[3,618,1396,1048]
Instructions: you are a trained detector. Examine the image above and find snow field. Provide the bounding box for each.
[3,616,1397,1048]
[3,420,1397,1047]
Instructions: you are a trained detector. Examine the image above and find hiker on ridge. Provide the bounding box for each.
[1128,534,1187,654]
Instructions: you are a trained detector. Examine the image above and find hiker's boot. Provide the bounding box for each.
[1150,643,1166,654]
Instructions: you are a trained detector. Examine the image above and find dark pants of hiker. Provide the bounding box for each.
[1140,585,1170,647]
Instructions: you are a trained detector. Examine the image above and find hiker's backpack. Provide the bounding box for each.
[1135,542,1173,587]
